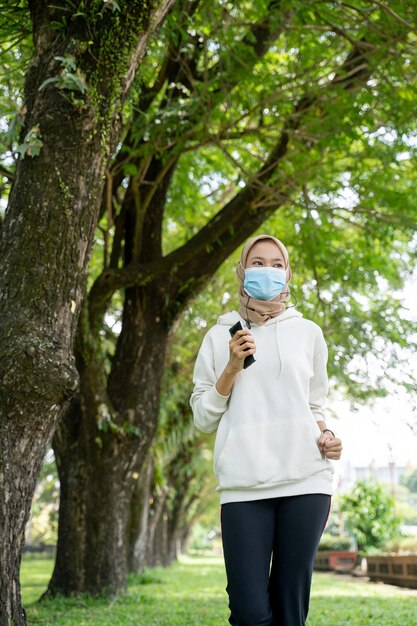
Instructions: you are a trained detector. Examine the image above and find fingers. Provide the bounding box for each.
[230,329,253,345]
[325,450,342,460]
[228,329,256,371]
[230,330,256,355]
[319,436,343,460]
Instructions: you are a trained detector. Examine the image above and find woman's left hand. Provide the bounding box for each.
[318,433,342,460]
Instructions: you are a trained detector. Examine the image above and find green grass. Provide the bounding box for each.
[21,555,417,625]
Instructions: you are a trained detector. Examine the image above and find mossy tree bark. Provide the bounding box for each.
[0,1,175,623]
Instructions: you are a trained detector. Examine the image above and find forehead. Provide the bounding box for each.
[247,239,284,260]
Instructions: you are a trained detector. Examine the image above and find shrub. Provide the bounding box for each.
[339,479,403,553]
[382,535,417,554]
[318,533,354,551]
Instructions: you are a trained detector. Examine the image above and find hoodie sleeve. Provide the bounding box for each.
[190,332,230,433]
[309,331,329,422]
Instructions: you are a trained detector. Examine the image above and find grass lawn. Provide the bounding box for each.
[22,554,417,625]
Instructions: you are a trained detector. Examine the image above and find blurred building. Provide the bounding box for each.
[333,458,415,494]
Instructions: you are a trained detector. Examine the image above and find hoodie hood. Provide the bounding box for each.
[217,308,303,326]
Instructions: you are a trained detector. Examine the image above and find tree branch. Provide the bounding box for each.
[158,37,377,306]
[0,165,14,182]
[87,34,374,328]
[198,0,292,88]
[110,0,292,182]
[108,0,176,141]
[137,0,203,112]
[87,10,408,328]
[97,0,294,254]
[368,0,413,29]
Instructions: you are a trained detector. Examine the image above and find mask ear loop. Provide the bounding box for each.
[282,289,297,309]
[241,262,252,328]
[245,294,252,328]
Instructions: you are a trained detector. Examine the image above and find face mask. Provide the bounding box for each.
[243,266,287,301]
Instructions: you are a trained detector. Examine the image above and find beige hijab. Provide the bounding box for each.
[236,234,292,325]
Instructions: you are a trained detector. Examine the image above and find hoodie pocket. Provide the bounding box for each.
[214,419,325,489]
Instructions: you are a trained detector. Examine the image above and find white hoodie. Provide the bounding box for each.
[190,308,334,504]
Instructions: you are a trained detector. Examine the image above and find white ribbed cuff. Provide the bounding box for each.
[204,385,230,410]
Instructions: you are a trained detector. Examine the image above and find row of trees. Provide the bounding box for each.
[1,1,417,623]
[29,459,417,558]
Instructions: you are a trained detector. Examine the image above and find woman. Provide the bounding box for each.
[190,234,342,626]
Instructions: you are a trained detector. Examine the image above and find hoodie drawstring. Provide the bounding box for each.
[276,321,284,380]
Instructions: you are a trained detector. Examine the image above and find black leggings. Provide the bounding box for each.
[220,494,331,626]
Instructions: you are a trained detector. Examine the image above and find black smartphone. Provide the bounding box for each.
[229,321,256,369]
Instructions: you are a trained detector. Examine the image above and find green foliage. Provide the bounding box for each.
[151,265,240,527]
[339,479,403,553]
[26,450,59,546]
[16,124,43,158]
[0,0,33,181]
[392,482,417,525]
[21,556,417,624]
[383,534,417,554]
[318,533,354,552]
[4,107,25,147]
[135,0,417,401]
[400,468,417,493]
[96,402,141,437]
[103,0,121,12]
[38,55,87,96]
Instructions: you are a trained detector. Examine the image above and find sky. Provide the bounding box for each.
[330,398,416,467]
[326,270,417,479]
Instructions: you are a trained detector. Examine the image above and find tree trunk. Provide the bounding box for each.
[0,88,104,625]
[166,512,191,565]
[152,501,169,567]
[180,526,192,555]
[165,496,199,565]
[166,527,181,565]
[48,293,169,594]
[146,486,169,568]
[51,432,133,593]
[0,1,175,618]
[127,456,154,573]
[46,394,136,595]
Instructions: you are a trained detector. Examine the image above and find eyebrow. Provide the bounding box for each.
[250,256,284,262]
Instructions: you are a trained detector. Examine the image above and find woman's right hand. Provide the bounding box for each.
[227,329,256,373]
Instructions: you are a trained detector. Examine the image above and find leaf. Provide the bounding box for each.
[65,72,87,93]
[122,163,138,177]
[103,0,121,12]
[38,76,59,92]
[16,125,43,159]
[54,55,76,71]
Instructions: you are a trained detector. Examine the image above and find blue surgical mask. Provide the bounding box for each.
[243,266,287,301]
